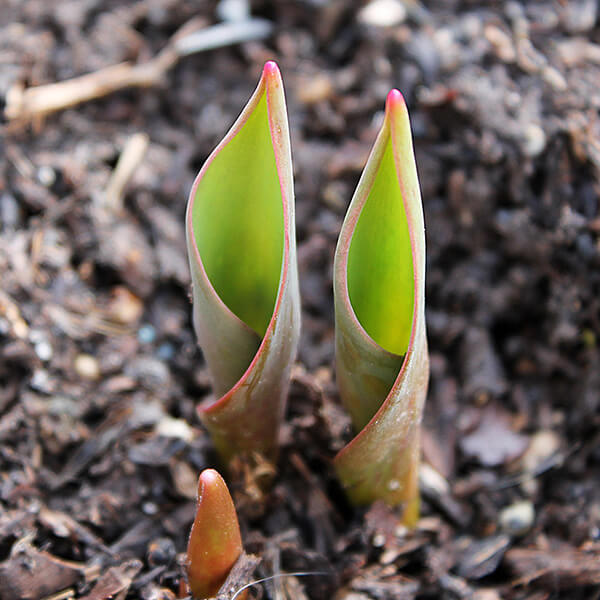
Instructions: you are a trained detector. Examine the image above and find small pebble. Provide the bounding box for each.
[37,165,56,187]
[74,354,101,381]
[107,287,144,325]
[156,342,175,361]
[358,0,406,27]
[156,416,194,442]
[34,341,53,362]
[499,500,535,536]
[138,324,156,344]
[523,123,546,157]
[297,74,334,105]
[30,369,51,392]
[143,501,159,515]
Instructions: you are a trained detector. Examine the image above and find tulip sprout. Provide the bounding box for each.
[186,62,300,468]
[185,469,246,600]
[333,90,429,525]
[186,64,428,525]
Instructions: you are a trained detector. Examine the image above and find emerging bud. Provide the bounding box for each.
[186,469,245,599]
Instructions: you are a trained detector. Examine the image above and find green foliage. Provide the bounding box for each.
[333,90,429,523]
[347,136,414,356]
[186,67,428,523]
[191,92,284,337]
[186,62,300,467]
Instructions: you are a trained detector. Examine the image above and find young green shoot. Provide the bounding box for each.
[333,90,429,525]
[186,62,300,468]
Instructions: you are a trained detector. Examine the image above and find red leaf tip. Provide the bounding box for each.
[263,60,280,77]
[385,88,405,112]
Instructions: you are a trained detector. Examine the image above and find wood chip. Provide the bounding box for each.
[506,545,600,588]
[79,559,142,600]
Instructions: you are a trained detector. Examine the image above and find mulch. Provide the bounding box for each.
[1,1,599,599]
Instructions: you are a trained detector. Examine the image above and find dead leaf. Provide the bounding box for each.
[460,408,528,467]
[0,538,87,600]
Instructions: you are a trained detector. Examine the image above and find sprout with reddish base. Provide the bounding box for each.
[333,90,429,526]
[185,469,246,600]
[185,62,429,524]
[186,62,300,469]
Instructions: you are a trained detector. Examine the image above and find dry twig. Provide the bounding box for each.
[5,17,272,124]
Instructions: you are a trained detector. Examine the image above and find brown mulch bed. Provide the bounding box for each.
[1,1,599,599]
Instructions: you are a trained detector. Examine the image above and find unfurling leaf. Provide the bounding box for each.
[186,62,300,467]
[186,469,245,599]
[333,90,429,525]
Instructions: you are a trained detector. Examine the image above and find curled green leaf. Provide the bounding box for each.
[333,90,429,524]
[186,62,300,467]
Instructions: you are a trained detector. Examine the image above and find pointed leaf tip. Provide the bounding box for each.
[385,88,405,111]
[198,467,219,494]
[187,469,244,599]
[263,60,280,77]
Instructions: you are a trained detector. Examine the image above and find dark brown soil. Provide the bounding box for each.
[1,1,599,599]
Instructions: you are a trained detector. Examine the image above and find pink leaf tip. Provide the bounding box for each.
[263,60,280,78]
[385,88,405,113]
